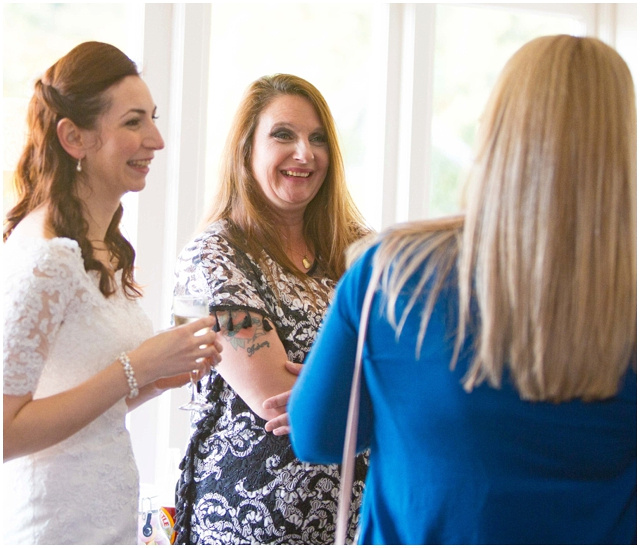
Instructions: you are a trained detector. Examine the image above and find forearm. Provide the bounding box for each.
[4,360,132,461]
[125,382,163,411]
[4,315,221,460]
[125,371,194,411]
[217,356,298,421]
[214,310,297,421]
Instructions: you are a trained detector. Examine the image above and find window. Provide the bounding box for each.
[430,4,587,216]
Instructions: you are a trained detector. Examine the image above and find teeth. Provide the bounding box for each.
[283,170,310,178]
[129,160,151,168]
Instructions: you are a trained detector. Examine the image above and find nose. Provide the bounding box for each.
[293,139,314,163]
[144,124,165,151]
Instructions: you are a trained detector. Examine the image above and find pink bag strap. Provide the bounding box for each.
[335,262,383,545]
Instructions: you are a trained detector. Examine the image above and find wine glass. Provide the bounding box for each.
[173,295,214,412]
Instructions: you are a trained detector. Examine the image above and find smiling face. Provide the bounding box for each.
[80,75,164,201]
[250,94,329,220]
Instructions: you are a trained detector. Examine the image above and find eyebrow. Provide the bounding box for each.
[270,122,325,133]
[120,106,158,119]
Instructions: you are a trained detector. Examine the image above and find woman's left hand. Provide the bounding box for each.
[264,361,302,436]
[128,359,215,410]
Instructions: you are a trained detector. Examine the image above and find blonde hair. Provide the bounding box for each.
[368,35,636,403]
[204,74,368,280]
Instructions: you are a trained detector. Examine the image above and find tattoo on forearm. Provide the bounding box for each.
[221,310,271,357]
[247,341,270,357]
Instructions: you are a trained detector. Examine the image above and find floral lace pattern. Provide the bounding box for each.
[3,237,153,544]
[174,220,368,544]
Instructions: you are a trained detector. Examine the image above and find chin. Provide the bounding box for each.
[129,181,147,193]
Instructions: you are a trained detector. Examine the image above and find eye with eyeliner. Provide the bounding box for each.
[270,127,327,145]
[270,128,293,141]
[310,132,328,145]
[125,117,142,128]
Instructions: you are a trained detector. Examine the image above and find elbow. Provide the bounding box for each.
[289,415,344,465]
[3,431,25,462]
[290,434,336,465]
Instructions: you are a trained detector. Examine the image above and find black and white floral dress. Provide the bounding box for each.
[174,220,368,545]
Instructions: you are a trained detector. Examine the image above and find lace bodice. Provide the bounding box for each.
[3,237,153,544]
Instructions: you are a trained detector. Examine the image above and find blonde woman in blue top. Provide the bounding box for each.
[288,35,636,544]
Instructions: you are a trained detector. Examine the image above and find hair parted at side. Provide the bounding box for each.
[367,35,636,403]
[203,73,368,281]
[4,41,142,298]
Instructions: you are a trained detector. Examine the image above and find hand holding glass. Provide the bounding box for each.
[173,296,214,412]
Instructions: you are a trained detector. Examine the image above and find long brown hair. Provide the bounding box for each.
[367,36,636,403]
[204,73,368,281]
[4,41,142,298]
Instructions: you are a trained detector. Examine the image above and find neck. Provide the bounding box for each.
[279,223,314,271]
[75,183,122,242]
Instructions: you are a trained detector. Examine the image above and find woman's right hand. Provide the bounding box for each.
[264,361,303,435]
[4,316,222,461]
[128,315,223,387]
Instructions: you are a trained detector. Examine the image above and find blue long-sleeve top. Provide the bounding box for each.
[289,243,637,544]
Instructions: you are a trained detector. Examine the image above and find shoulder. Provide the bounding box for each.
[176,221,236,275]
[348,221,375,241]
[375,216,463,267]
[3,237,85,318]
[3,236,83,280]
[178,220,236,261]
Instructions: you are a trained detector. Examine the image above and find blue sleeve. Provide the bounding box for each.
[288,245,377,464]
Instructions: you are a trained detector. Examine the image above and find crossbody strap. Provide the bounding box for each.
[335,261,383,545]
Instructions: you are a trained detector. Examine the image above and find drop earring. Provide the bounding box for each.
[76,157,82,172]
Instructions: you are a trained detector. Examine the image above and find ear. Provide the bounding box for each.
[56,118,85,160]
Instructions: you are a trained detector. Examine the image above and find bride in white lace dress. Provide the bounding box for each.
[2,42,222,545]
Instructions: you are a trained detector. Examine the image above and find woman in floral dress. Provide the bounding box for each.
[173,74,370,544]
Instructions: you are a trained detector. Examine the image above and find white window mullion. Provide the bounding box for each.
[406,3,436,223]
[379,4,403,231]
[391,3,437,225]
[130,2,212,505]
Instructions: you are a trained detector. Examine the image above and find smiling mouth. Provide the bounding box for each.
[282,170,311,178]
[128,160,151,168]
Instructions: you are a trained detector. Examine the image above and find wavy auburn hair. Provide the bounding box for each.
[3,41,141,298]
[203,73,368,281]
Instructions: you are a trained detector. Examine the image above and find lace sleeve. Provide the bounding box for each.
[3,246,78,396]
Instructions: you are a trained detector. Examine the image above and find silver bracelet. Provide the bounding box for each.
[118,352,139,399]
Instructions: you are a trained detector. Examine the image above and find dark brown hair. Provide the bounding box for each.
[4,41,142,298]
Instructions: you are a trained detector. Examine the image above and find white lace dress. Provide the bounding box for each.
[2,237,153,544]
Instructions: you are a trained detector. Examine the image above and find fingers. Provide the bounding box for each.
[191,363,210,382]
[264,413,291,436]
[285,361,303,376]
[188,315,216,332]
[263,390,291,411]
[187,318,223,363]
[195,347,222,369]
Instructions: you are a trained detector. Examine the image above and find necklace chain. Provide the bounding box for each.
[288,246,312,270]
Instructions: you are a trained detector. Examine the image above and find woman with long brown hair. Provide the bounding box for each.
[289,35,636,544]
[3,41,222,544]
[173,74,370,544]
